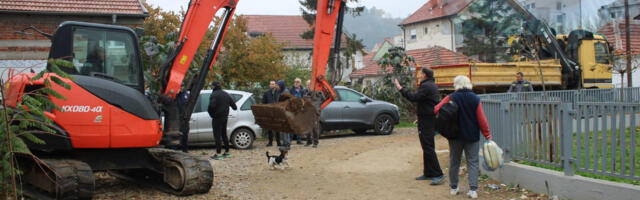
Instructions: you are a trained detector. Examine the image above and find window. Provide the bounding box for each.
[240,96,256,110]
[337,89,362,102]
[230,94,242,102]
[557,14,565,23]
[424,27,429,34]
[594,42,611,64]
[195,93,210,113]
[531,3,535,9]
[556,2,562,10]
[72,28,140,87]
[410,29,417,40]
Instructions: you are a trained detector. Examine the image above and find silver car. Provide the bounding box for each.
[320,86,400,135]
[188,89,262,149]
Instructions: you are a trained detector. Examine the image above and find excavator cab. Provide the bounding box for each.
[48,21,145,92]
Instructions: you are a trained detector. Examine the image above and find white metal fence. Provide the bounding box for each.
[480,88,640,181]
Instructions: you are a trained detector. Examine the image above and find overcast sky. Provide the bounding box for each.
[147,0,425,18]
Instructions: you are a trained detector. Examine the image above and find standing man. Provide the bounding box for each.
[208,81,237,160]
[394,67,445,185]
[304,80,320,148]
[176,83,190,153]
[276,80,292,149]
[507,72,533,93]
[289,78,305,145]
[262,80,281,147]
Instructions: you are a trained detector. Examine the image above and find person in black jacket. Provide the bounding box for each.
[262,80,281,146]
[208,81,237,160]
[394,67,445,185]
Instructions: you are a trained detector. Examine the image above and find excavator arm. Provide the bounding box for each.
[250,0,345,134]
[158,0,239,146]
[309,0,344,109]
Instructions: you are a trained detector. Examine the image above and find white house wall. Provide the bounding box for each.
[403,18,455,51]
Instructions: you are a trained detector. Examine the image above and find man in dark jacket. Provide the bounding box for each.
[262,80,281,146]
[394,67,445,185]
[276,80,292,149]
[208,81,237,160]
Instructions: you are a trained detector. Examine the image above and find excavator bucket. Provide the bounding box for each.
[252,93,318,135]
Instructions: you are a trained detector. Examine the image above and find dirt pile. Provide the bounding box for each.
[251,93,317,134]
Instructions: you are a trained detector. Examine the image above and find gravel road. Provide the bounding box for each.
[93,128,542,200]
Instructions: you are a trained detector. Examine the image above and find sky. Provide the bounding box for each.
[147,0,425,19]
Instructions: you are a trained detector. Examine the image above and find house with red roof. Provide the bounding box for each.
[398,0,474,52]
[242,15,364,83]
[0,0,148,76]
[398,0,527,53]
[598,19,640,87]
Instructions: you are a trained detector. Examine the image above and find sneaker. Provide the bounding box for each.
[266,143,273,147]
[430,175,445,185]
[450,187,459,195]
[312,144,318,148]
[223,153,231,158]
[305,142,312,147]
[466,190,478,199]
[415,175,432,180]
[210,154,222,160]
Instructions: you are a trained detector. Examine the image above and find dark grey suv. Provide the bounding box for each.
[320,86,400,135]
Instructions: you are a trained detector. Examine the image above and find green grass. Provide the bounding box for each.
[396,120,417,128]
[513,127,640,185]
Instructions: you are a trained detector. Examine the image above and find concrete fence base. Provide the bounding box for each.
[481,162,640,200]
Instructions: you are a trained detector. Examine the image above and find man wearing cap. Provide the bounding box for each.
[207,81,237,160]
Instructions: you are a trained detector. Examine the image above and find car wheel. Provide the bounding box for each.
[231,128,254,149]
[374,114,394,135]
[352,129,367,134]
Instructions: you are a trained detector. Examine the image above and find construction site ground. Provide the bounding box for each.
[93,128,545,200]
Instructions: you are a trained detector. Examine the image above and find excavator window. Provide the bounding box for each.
[72,27,141,87]
[594,42,611,64]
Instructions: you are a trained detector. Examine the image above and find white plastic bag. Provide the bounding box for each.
[481,140,504,171]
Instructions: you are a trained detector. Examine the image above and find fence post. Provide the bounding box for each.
[500,101,511,163]
[560,102,575,176]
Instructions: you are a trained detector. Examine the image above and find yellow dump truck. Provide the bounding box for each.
[429,32,613,93]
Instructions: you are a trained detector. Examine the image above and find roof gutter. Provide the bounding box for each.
[0,10,149,18]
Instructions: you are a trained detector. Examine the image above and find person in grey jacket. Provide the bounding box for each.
[394,67,445,185]
[507,72,533,93]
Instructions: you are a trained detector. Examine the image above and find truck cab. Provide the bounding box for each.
[556,32,613,89]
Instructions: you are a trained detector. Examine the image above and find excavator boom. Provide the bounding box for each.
[251,0,344,134]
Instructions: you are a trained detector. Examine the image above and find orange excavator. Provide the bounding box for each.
[2,0,342,199]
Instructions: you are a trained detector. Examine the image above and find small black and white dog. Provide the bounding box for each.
[266,149,289,170]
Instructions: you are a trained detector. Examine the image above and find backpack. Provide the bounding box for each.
[435,98,459,140]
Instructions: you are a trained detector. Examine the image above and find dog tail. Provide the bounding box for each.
[265,151,269,158]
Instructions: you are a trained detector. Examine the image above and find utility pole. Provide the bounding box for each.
[625,0,632,87]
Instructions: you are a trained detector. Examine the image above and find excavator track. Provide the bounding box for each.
[108,148,213,196]
[21,157,95,200]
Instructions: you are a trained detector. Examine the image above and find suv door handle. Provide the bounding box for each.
[344,106,350,109]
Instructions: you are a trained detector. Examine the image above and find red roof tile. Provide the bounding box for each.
[598,20,640,55]
[0,0,147,16]
[242,15,346,49]
[399,0,473,26]
[351,46,473,77]
[350,53,384,77]
[407,46,475,67]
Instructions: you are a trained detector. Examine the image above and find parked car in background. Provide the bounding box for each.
[320,86,400,135]
[187,89,262,149]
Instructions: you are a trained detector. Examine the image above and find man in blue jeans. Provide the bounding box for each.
[289,78,305,144]
[207,81,237,160]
